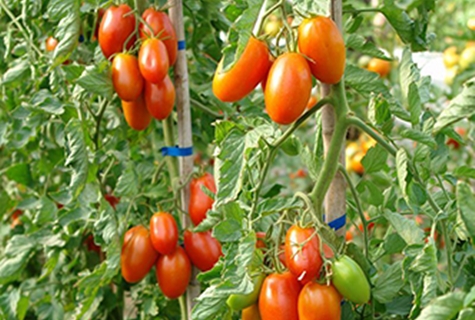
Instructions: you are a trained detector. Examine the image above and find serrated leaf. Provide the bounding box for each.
[361,145,388,174]
[434,78,475,132]
[456,182,475,240]
[396,149,409,200]
[373,261,404,304]
[0,251,34,285]
[30,89,65,115]
[76,64,113,99]
[346,34,391,60]
[114,162,139,197]
[256,197,301,216]
[5,163,33,186]
[458,309,475,320]
[47,0,77,20]
[384,210,424,245]
[53,10,80,67]
[65,119,89,199]
[416,291,466,320]
[345,64,391,98]
[1,59,30,86]
[399,127,437,148]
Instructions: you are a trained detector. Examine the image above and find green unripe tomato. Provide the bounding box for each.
[332,255,371,304]
[227,273,265,311]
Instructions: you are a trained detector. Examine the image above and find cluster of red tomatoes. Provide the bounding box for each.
[230,225,371,320]
[120,173,222,299]
[212,16,345,125]
[98,5,177,131]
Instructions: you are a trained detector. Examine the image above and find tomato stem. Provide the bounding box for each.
[93,98,109,150]
[179,296,188,320]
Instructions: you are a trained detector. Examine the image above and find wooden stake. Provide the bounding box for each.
[168,1,200,317]
[321,0,346,236]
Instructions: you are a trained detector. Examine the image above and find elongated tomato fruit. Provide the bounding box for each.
[139,8,178,65]
[265,53,312,125]
[213,37,272,102]
[150,212,179,255]
[184,230,222,271]
[144,76,175,120]
[189,172,216,226]
[112,53,144,102]
[121,95,152,131]
[156,246,191,299]
[98,4,136,59]
[138,38,169,84]
[298,282,341,320]
[298,16,346,84]
[259,272,301,320]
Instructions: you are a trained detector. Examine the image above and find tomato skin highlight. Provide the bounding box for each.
[98,5,136,60]
[144,76,175,120]
[139,8,177,65]
[156,246,191,299]
[227,273,265,311]
[121,95,152,131]
[259,272,301,320]
[112,53,144,102]
[265,53,312,125]
[138,38,169,84]
[45,36,58,52]
[189,173,216,226]
[213,37,272,102]
[298,16,346,84]
[298,282,341,320]
[332,255,371,304]
[150,212,179,255]
[183,230,222,271]
[242,304,262,320]
[121,226,159,283]
[285,225,322,284]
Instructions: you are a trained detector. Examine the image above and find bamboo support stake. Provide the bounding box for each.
[168,1,200,317]
[320,0,346,237]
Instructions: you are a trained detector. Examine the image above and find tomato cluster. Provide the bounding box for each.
[346,133,377,175]
[120,173,222,299]
[236,225,371,319]
[213,16,345,125]
[98,5,177,131]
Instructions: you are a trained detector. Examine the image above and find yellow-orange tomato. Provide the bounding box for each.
[265,53,312,125]
[468,18,475,31]
[298,16,346,84]
[306,95,318,110]
[46,36,58,52]
[121,95,152,131]
[350,152,365,175]
[144,76,175,120]
[367,58,391,77]
[112,53,144,102]
[443,46,459,69]
[242,304,262,320]
[213,37,272,102]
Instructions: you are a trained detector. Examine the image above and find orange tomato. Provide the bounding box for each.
[367,58,391,77]
[112,53,144,102]
[155,246,191,299]
[213,37,272,102]
[45,36,58,52]
[121,95,152,131]
[306,95,318,110]
[350,152,365,175]
[298,16,346,84]
[345,230,353,242]
[138,38,169,84]
[144,76,175,120]
[298,282,341,320]
[265,53,312,125]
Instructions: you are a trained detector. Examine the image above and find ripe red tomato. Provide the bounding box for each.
[150,212,178,255]
[213,37,272,102]
[156,246,191,299]
[358,212,375,232]
[93,8,105,40]
[84,234,101,254]
[189,173,216,226]
[112,53,144,102]
[367,58,391,77]
[121,226,159,283]
[98,4,136,60]
[138,38,169,84]
[298,282,341,320]
[260,55,275,92]
[10,209,23,228]
[45,36,58,52]
[104,194,120,209]
[184,230,222,271]
[121,95,152,131]
[298,16,346,84]
[256,232,267,249]
[345,230,354,242]
[285,225,322,284]
[259,272,301,320]
[446,127,466,149]
[144,76,175,120]
[265,53,312,125]
[242,304,262,320]
[139,8,177,65]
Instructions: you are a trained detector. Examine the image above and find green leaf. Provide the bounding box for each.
[361,145,388,174]
[53,10,80,67]
[399,127,437,148]
[1,59,30,86]
[47,0,77,20]
[0,250,34,285]
[256,197,301,217]
[383,210,424,245]
[65,119,89,200]
[76,63,113,99]
[456,182,475,240]
[373,261,405,304]
[345,64,390,98]
[346,34,391,60]
[5,163,33,186]
[434,78,475,132]
[458,309,475,320]
[416,291,466,320]
[213,203,243,242]
[396,149,409,201]
[115,162,140,197]
[30,89,65,115]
